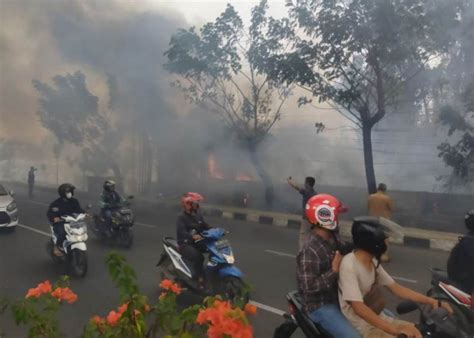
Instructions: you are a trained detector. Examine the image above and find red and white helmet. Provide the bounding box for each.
[305,194,347,231]
[181,192,204,213]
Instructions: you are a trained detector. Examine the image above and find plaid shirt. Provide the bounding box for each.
[296,233,340,313]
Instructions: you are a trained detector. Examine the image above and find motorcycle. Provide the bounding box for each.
[273,291,328,338]
[92,196,134,248]
[426,268,473,336]
[46,213,89,278]
[156,228,248,305]
[396,299,471,338]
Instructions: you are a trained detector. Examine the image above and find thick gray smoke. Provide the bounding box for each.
[0,0,472,206]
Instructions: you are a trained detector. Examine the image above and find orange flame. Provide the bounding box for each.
[208,153,224,179]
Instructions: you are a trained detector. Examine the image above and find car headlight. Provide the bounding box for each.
[7,201,17,212]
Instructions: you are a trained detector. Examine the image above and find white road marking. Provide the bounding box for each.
[265,249,296,258]
[265,249,418,284]
[17,223,50,237]
[250,300,286,317]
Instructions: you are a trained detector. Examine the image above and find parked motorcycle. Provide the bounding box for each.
[426,268,473,336]
[92,196,134,248]
[157,228,248,305]
[46,213,89,278]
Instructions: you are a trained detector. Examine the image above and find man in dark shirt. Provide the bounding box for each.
[297,194,360,338]
[100,180,125,231]
[47,183,85,256]
[177,192,211,283]
[287,176,317,249]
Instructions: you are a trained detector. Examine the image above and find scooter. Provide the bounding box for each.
[426,268,473,335]
[91,196,134,248]
[157,228,248,305]
[396,299,471,337]
[273,291,328,338]
[46,213,89,277]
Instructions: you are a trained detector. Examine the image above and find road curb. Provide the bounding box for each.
[200,205,461,252]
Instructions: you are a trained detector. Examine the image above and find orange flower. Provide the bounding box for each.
[50,287,77,304]
[197,300,254,338]
[244,304,257,315]
[25,280,53,298]
[143,304,151,312]
[106,310,121,327]
[159,279,173,289]
[117,302,128,315]
[159,279,181,295]
[37,281,52,294]
[25,287,42,298]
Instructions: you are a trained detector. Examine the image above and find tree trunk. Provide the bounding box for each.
[248,149,274,208]
[362,124,377,194]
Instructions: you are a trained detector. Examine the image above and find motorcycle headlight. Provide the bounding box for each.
[6,201,17,212]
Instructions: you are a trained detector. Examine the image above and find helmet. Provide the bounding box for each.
[103,180,115,192]
[305,194,347,231]
[465,210,474,232]
[181,192,204,213]
[58,183,75,199]
[352,217,388,263]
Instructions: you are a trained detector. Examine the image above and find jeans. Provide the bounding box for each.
[101,209,113,229]
[52,222,66,249]
[309,304,361,338]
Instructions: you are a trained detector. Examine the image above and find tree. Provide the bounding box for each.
[164,1,291,206]
[260,0,460,193]
[437,78,474,186]
[32,71,123,183]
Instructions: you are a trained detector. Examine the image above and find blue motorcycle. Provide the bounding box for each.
[157,228,248,304]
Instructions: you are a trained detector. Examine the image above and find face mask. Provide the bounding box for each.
[65,192,72,199]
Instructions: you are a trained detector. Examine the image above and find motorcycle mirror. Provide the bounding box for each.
[9,190,15,197]
[86,204,93,209]
[128,195,134,200]
[396,301,419,315]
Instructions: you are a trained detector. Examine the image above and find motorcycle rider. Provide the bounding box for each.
[338,218,453,338]
[296,194,361,338]
[176,192,211,285]
[47,183,85,256]
[447,210,474,294]
[100,180,125,233]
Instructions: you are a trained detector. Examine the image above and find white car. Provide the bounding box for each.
[0,184,18,229]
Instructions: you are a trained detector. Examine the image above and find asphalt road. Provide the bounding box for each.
[0,186,450,337]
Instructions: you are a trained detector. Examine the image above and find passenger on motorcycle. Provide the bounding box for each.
[47,183,85,257]
[447,210,474,294]
[338,218,453,338]
[296,194,361,338]
[176,192,211,285]
[100,180,125,232]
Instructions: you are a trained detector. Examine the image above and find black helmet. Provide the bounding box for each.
[352,216,388,263]
[465,210,474,232]
[103,180,115,192]
[58,183,75,199]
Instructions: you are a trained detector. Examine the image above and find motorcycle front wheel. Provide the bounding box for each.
[118,228,133,248]
[220,276,249,306]
[69,249,88,277]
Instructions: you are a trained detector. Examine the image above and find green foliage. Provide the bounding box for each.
[437,78,474,183]
[164,0,291,150]
[32,71,122,179]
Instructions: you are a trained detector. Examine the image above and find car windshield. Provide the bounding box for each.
[0,185,8,196]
